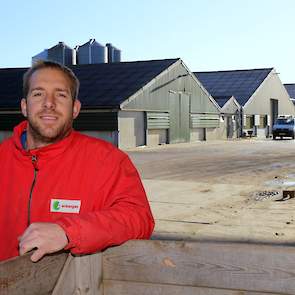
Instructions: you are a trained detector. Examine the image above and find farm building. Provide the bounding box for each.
[211,95,241,139]
[284,84,295,105]
[194,68,295,138]
[0,58,221,148]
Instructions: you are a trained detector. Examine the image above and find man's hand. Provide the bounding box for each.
[18,222,68,262]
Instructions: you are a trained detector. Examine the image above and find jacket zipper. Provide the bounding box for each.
[28,155,38,226]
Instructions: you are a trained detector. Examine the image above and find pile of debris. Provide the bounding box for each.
[254,190,295,202]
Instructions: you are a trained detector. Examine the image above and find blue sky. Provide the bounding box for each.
[1,0,294,82]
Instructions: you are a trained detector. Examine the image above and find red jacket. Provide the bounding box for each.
[0,121,154,261]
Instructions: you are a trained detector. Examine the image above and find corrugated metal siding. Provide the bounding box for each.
[146,112,169,129]
[169,92,190,143]
[190,114,220,128]
[122,62,219,114]
[244,72,295,115]
[169,93,180,142]
[74,112,118,131]
[180,93,190,141]
[0,113,24,130]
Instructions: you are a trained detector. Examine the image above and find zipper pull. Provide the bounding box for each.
[31,155,38,169]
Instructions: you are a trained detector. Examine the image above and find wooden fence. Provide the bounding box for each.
[1,240,295,295]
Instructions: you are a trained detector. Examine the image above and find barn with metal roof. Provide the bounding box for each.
[212,95,241,138]
[194,68,295,138]
[0,58,221,148]
[284,84,295,105]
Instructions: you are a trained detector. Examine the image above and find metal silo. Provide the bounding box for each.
[76,39,106,64]
[113,47,121,63]
[32,50,48,64]
[106,43,121,63]
[47,42,75,66]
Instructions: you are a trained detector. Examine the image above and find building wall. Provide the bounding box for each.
[217,119,228,139]
[121,61,221,144]
[118,111,145,149]
[81,131,118,146]
[206,128,221,140]
[122,61,219,115]
[0,131,12,143]
[206,120,227,140]
[256,128,269,138]
[190,128,205,141]
[147,129,167,146]
[244,70,295,116]
[191,125,227,141]
[222,99,240,114]
[243,70,295,137]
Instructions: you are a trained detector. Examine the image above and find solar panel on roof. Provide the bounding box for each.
[194,68,273,106]
[284,84,295,99]
[0,59,179,109]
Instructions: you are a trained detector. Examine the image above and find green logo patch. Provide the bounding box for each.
[53,200,60,211]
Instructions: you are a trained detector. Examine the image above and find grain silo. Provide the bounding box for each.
[106,43,121,63]
[76,39,107,65]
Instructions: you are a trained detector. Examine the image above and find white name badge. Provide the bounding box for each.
[50,199,81,213]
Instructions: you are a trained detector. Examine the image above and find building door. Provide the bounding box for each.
[169,92,190,143]
[270,99,278,127]
[227,116,233,138]
[235,112,242,137]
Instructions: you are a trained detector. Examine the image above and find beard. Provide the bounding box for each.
[26,110,74,145]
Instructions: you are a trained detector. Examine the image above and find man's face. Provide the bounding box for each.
[21,68,81,147]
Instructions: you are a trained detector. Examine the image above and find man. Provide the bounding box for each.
[0,61,154,262]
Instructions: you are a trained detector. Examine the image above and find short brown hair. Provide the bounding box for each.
[23,60,80,100]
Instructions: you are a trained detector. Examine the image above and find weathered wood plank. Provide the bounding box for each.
[103,280,283,295]
[52,253,103,295]
[73,253,103,295]
[0,252,68,295]
[103,240,295,294]
[51,254,75,295]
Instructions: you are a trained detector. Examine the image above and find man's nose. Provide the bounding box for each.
[43,93,56,109]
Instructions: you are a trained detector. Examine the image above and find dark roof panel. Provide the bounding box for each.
[213,95,232,108]
[0,59,179,110]
[194,68,273,106]
[284,84,295,100]
[0,68,27,108]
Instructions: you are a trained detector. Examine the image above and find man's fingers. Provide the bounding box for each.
[18,222,68,261]
[19,224,44,255]
[19,237,38,256]
[30,248,45,262]
[19,232,45,262]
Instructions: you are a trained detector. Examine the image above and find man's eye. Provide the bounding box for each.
[32,92,42,97]
[57,93,67,98]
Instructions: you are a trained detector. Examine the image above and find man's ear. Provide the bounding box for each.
[21,98,27,117]
[73,99,81,119]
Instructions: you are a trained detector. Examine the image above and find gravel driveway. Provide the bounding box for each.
[127,139,295,244]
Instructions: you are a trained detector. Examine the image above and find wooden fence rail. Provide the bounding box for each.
[1,240,295,295]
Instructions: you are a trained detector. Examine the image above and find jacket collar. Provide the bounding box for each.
[13,120,75,168]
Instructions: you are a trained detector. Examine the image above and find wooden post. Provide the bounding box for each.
[52,252,103,295]
[2,240,295,294]
[0,252,68,295]
[102,240,295,295]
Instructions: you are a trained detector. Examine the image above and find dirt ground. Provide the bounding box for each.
[127,138,295,244]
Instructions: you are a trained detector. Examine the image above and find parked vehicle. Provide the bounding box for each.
[272,116,295,139]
